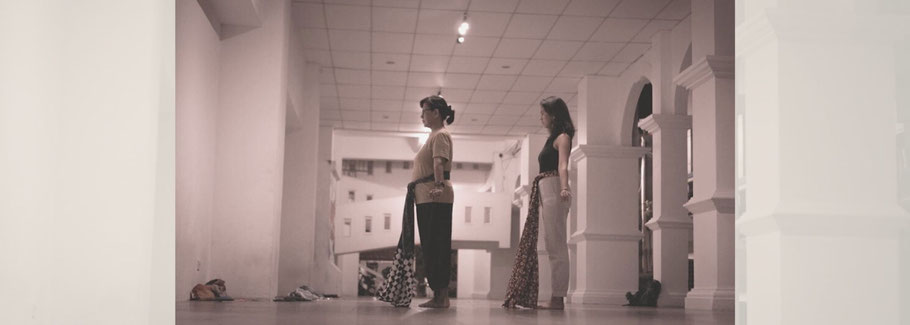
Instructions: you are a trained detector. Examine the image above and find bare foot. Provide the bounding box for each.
[537,297,565,310]
[419,289,450,308]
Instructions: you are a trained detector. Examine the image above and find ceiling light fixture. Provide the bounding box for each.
[456,13,469,44]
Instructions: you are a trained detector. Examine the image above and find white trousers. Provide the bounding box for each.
[538,176,570,297]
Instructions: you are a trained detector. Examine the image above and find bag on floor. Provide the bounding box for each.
[190,279,234,301]
[624,279,661,307]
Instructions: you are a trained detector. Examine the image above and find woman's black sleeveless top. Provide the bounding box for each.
[538,134,561,173]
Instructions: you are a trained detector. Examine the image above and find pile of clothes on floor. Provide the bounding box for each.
[190,279,234,301]
[274,285,337,302]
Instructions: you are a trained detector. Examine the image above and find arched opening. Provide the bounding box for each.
[632,83,654,280]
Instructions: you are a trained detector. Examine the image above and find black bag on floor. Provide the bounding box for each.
[624,278,661,307]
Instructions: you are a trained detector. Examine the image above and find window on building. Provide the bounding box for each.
[367,161,373,175]
[348,190,355,201]
[384,213,391,230]
[484,207,491,224]
[403,161,410,169]
[473,163,479,170]
[456,163,463,169]
[465,206,472,223]
[386,161,392,173]
[365,216,372,233]
[366,194,373,201]
[343,218,352,237]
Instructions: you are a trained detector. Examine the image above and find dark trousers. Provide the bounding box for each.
[416,202,453,291]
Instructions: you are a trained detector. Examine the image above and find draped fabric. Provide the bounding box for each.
[377,173,447,307]
[502,170,560,308]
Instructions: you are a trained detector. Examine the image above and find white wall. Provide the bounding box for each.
[176,0,220,301]
[332,132,513,168]
[208,0,291,299]
[0,0,174,323]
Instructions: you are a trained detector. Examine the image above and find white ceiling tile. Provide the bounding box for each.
[372,7,418,32]
[343,121,372,129]
[372,111,401,122]
[372,99,406,111]
[547,77,581,92]
[598,61,629,76]
[325,5,371,30]
[495,104,530,115]
[533,40,583,60]
[452,37,500,57]
[340,97,371,110]
[466,12,511,37]
[516,117,543,126]
[493,38,542,59]
[321,85,339,97]
[407,72,444,87]
[502,91,541,105]
[372,53,411,71]
[521,59,566,76]
[546,16,603,41]
[590,18,648,42]
[416,10,463,35]
[321,96,340,110]
[470,90,507,103]
[372,32,414,54]
[443,73,481,89]
[404,87,438,103]
[609,0,672,19]
[633,19,679,42]
[400,110,423,123]
[481,125,509,135]
[438,88,473,103]
[487,115,518,126]
[446,56,491,74]
[511,75,552,91]
[372,70,408,86]
[612,43,650,62]
[333,51,372,69]
[460,114,492,125]
[413,34,456,55]
[301,29,330,49]
[484,58,528,75]
[466,103,499,114]
[341,110,372,121]
[329,30,371,51]
[503,14,558,39]
[656,0,691,20]
[337,84,372,98]
[515,0,570,15]
[409,55,450,72]
[304,49,333,67]
[373,0,421,8]
[294,3,326,29]
[372,122,402,131]
[447,102,468,113]
[320,67,336,84]
[468,0,519,13]
[334,68,371,84]
[562,0,621,17]
[452,125,486,133]
[320,109,342,120]
[421,0,470,10]
[476,74,517,91]
[324,0,370,5]
[573,42,624,61]
[372,85,406,100]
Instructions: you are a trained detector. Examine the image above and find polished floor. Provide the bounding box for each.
[177,297,734,325]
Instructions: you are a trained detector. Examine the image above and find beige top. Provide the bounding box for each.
[412,129,454,204]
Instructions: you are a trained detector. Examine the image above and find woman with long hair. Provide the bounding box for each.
[503,96,575,310]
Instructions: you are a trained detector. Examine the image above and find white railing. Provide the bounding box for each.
[334,191,512,254]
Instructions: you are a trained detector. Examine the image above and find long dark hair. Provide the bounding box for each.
[540,96,575,139]
[419,95,455,125]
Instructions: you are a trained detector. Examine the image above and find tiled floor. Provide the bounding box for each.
[177,297,734,325]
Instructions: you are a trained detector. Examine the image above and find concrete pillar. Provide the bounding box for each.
[640,114,692,307]
[737,0,910,323]
[569,145,648,304]
[677,0,735,311]
[209,0,291,299]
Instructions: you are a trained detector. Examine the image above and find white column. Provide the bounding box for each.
[737,1,910,323]
[640,114,692,307]
[677,0,735,311]
[569,145,649,304]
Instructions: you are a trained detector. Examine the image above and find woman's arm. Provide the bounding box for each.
[430,157,447,199]
[555,133,571,201]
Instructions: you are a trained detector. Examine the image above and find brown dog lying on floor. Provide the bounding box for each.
[190,279,232,301]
